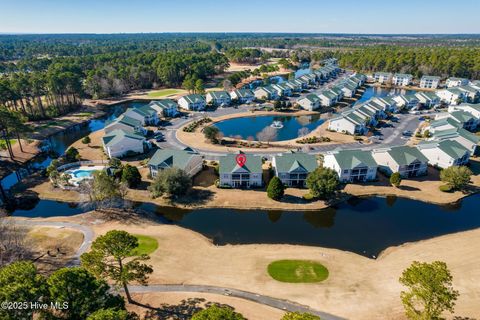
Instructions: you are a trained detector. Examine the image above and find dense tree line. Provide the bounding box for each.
[0,41,228,120]
[224,48,265,64]
[331,47,480,79]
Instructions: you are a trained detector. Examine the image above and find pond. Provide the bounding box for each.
[11,194,480,258]
[0,101,145,191]
[355,86,417,105]
[213,115,324,141]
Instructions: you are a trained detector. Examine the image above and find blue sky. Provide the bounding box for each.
[1,0,480,34]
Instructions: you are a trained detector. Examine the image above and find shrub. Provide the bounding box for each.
[46,159,61,176]
[82,136,91,144]
[302,193,315,201]
[121,164,142,188]
[108,157,122,168]
[439,184,453,192]
[191,305,245,320]
[281,312,321,320]
[148,168,191,198]
[440,166,473,191]
[267,176,285,200]
[65,147,80,162]
[296,136,331,144]
[203,126,220,143]
[390,172,402,187]
[182,118,212,132]
[306,167,339,200]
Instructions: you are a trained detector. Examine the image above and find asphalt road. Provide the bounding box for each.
[129,284,346,320]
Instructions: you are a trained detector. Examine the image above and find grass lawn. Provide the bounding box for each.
[267,260,329,283]
[74,112,94,117]
[147,89,184,98]
[35,120,70,131]
[130,234,159,256]
[0,139,17,150]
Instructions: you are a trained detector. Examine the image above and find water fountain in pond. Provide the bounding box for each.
[270,121,284,129]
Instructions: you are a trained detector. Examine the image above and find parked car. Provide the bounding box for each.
[402,130,413,136]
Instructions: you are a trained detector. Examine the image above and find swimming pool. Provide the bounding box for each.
[71,169,97,178]
[64,165,106,186]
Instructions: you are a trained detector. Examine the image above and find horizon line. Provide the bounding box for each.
[1,32,480,36]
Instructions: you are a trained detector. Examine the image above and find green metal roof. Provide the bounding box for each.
[181,94,206,104]
[320,90,337,99]
[344,112,365,125]
[331,149,377,170]
[386,146,428,166]
[432,128,480,144]
[106,114,142,128]
[207,91,231,100]
[446,88,464,95]
[394,73,413,78]
[458,103,480,111]
[421,75,440,80]
[449,110,475,123]
[301,94,320,103]
[149,99,178,110]
[273,152,317,173]
[416,91,439,100]
[219,153,262,174]
[458,85,479,94]
[429,117,461,129]
[127,105,156,117]
[148,149,200,170]
[419,140,469,159]
[102,129,145,147]
[255,86,276,94]
[232,89,254,98]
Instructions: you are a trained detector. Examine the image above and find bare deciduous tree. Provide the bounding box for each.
[256,126,278,145]
[298,127,310,137]
[0,220,33,267]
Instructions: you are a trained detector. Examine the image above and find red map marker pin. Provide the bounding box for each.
[235,154,247,167]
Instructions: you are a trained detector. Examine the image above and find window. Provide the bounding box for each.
[343,169,349,173]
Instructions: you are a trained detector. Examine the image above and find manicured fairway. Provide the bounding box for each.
[147,89,184,97]
[267,260,329,283]
[131,234,159,255]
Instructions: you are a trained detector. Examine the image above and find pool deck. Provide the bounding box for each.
[65,165,105,186]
